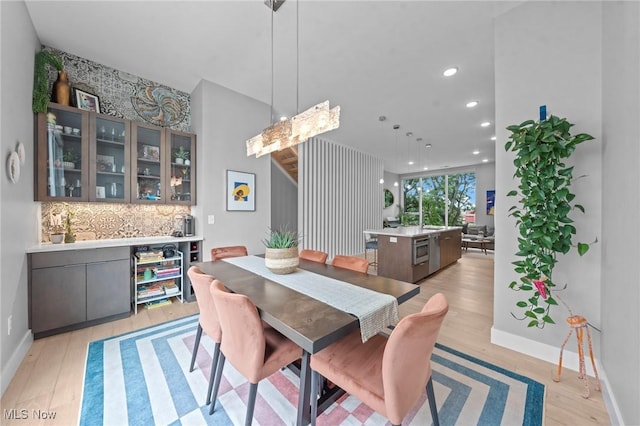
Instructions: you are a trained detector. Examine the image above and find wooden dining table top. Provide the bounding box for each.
[193,257,420,354]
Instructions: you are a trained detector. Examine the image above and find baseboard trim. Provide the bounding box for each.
[491,327,623,425]
[1,330,33,397]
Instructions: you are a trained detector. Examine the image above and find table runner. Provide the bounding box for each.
[223,255,398,342]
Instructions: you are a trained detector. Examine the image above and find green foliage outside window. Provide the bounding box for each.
[402,173,476,226]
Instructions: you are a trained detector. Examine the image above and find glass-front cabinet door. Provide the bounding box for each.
[36,103,89,201]
[90,115,129,202]
[167,130,196,205]
[131,122,165,203]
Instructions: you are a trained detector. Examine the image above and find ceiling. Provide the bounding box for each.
[25,1,519,175]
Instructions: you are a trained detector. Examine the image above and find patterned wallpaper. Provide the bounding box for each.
[41,202,190,243]
[44,47,191,132]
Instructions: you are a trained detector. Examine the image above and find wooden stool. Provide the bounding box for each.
[553,315,601,398]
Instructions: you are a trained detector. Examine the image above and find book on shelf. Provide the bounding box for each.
[145,298,172,309]
[163,281,180,295]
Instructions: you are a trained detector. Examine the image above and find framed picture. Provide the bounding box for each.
[226,170,256,211]
[487,190,495,215]
[74,88,101,113]
[141,144,160,161]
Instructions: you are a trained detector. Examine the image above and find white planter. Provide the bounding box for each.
[175,158,184,165]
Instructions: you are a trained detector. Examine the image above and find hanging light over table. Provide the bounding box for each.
[247,0,340,157]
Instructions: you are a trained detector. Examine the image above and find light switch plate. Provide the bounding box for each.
[390,237,397,243]
[207,215,215,225]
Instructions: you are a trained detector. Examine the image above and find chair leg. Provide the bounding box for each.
[310,371,318,426]
[189,323,203,372]
[245,383,258,426]
[426,376,440,426]
[209,352,226,415]
[206,342,221,406]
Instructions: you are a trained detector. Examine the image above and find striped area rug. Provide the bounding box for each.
[79,315,544,425]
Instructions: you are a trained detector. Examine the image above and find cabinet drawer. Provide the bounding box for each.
[30,246,130,268]
[412,260,430,283]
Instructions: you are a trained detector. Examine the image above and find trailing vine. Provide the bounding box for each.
[505,115,595,328]
[33,50,63,113]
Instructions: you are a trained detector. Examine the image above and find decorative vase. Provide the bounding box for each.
[184,159,191,166]
[265,247,299,274]
[52,70,71,106]
[50,233,64,244]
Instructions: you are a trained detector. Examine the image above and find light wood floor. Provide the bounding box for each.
[1,253,609,425]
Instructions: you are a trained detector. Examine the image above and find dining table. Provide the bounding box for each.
[194,256,420,425]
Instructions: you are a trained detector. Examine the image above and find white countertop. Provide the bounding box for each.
[27,235,204,253]
[364,226,462,238]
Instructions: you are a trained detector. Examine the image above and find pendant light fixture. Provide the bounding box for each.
[247,0,340,157]
[405,131,412,190]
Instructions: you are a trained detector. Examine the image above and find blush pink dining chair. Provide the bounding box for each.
[332,254,370,274]
[209,280,302,424]
[309,293,449,426]
[210,245,248,261]
[186,266,222,407]
[299,249,329,264]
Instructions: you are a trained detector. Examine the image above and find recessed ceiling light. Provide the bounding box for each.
[466,101,479,108]
[408,161,414,165]
[491,136,497,141]
[482,158,489,162]
[423,167,429,170]
[443,67,458,77]
[279,116,288,121]
[481,121,491,127]
[394,181,399,187]
[472,150,480,155]
[379,178,384,184]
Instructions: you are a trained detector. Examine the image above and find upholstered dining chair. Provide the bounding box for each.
[309,293,449,426]
[209,280,302,424]
[186,266,221,407]
[210,245,248,261]
[299,249,329,264]
[332,254,370,274]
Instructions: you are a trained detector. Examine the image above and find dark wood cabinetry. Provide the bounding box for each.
[35,103,196,205]
[28,247,130,338]
[439,229,462,268]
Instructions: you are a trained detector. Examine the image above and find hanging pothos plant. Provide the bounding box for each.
[505,114,596,328]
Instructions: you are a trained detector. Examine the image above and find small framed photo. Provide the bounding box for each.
[74,88,101,113]
[226,170,256,211]
[142,144,160,161]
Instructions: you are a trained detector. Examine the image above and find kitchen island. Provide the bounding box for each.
[365,226,462,283]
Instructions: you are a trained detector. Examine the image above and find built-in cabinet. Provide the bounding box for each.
[28,247,130,338]
[35,102,196,205]
[439,229,462,268]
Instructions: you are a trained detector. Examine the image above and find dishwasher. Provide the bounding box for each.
[429,234,440,274]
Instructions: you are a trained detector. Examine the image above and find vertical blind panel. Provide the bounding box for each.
[299,138,383,260]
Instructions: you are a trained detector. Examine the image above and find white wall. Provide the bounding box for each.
[0,1,40,395]
[190,79,272,259]
[601,2,640,424]
[271,161,297,232]
[493,1,603,361]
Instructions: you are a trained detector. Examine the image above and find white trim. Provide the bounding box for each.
[491,327,623,426]
[1,330,33,397]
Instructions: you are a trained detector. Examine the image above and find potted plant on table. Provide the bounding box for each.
[262,226,300,274]
[504,114,596,328]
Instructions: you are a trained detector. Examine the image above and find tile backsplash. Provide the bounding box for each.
[41,202,190,242]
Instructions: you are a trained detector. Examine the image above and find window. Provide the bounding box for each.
[401,172,476,226]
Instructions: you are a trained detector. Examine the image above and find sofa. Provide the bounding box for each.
[461,223,495,251]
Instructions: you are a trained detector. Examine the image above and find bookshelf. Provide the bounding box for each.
[132,249,183,314]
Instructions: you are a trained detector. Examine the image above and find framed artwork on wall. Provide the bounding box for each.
[487,189,495,215]
[226,170,256,211]
[74,88,101,113]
